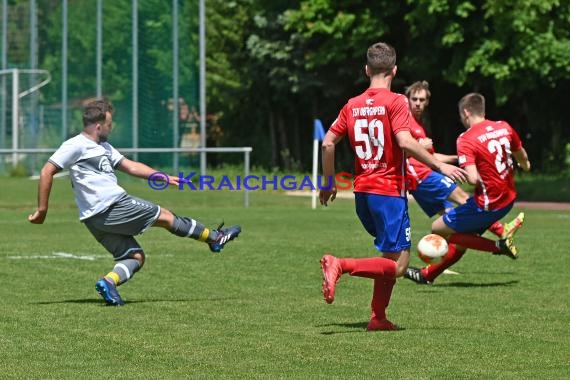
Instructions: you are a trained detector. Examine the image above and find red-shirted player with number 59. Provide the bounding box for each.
[405,93,531,285]
[318,42,468,331]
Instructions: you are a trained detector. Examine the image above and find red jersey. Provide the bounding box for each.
[329,88,410,197]
[457,119,522,210]
[406,116,434,182]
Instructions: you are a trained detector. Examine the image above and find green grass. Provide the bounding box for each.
[0,177,569,379]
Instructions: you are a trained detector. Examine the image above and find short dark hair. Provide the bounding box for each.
[366,42,396,76]
[405,81,431,100]
[83,99,114,127]
[458,93,485,117]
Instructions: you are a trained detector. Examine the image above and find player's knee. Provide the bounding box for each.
[130,251,146,268]
[154,208,175,229]
[383,252,408,278]
[431,228,451,241]
[394,262,407,277]
[431,222,447,238]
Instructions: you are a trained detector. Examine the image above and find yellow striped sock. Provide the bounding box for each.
[105,272,120,285]
[198,228,210,242]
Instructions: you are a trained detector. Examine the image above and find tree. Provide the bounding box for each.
[5,0,568,171]
[405,0,570,171]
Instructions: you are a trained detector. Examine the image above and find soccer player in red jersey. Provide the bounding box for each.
[406,81,471,215]
[405,81,524,242]
[318,42,467,330]
[405,92,531,285]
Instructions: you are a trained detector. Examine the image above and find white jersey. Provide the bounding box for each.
[49,133,127,220]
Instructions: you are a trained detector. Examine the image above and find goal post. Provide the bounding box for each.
[0,146,253,207]
[0,68,51,166]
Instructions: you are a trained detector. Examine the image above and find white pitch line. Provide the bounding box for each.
[7,252,105,261]
[443,269,460,275]
[29,171,70,180]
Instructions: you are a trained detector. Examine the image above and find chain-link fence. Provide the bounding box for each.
[0,0,201,175]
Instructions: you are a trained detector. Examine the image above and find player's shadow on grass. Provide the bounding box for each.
[318,321,406,335]
[34,299,101,305]
[34,296,236,305]
[437,280,519,288]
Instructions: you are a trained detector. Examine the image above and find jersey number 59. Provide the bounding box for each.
[354,119,385,161]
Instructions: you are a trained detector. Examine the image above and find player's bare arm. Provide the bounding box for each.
[319,131,342,206]
[418,137,433,151]
[418,137,457,163]
[28,161,60,224]
[118,158,180,187]
[463,164,479,185]
[433,152,458,164]
[396,130,467,183]
[512,148,531,172]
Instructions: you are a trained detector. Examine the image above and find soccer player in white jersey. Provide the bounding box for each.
[29,100,241,306]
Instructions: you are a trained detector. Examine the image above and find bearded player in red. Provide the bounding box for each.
[405,81,524,277]
[318,42,467,331]
[406,81,523,238]
[405,92,531,285]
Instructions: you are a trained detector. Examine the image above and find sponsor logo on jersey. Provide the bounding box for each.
[98,156,113,173]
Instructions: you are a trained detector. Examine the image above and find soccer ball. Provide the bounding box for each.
[417,234,448,264]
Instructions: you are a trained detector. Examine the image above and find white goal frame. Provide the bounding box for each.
[0,146,253,207]
[0,68,52,164]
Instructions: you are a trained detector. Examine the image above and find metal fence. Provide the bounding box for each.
[0,0,218,176]
[0,146,253,207]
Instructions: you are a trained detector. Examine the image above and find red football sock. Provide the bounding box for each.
[370,278,396,320]
[487,221,504,237]
[422,244,465,282]
[340,257,397,279]
[448,233,500,252]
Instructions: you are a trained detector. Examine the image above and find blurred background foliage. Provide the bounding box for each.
[2,0,569,175]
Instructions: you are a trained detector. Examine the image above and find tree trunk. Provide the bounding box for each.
[269,110,278,168]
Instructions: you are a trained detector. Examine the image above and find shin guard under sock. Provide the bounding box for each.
[170,215,214,242]
[340,257,397,279]
[448,233,500,252]
[371,278,396,320]
[487,221,504,237]
[106,258,141,286]
[422,244,465,282]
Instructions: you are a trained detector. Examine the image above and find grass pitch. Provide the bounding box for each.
[0,176,568,379]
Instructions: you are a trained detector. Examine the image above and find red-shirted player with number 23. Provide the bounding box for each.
[405,93,531,285]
